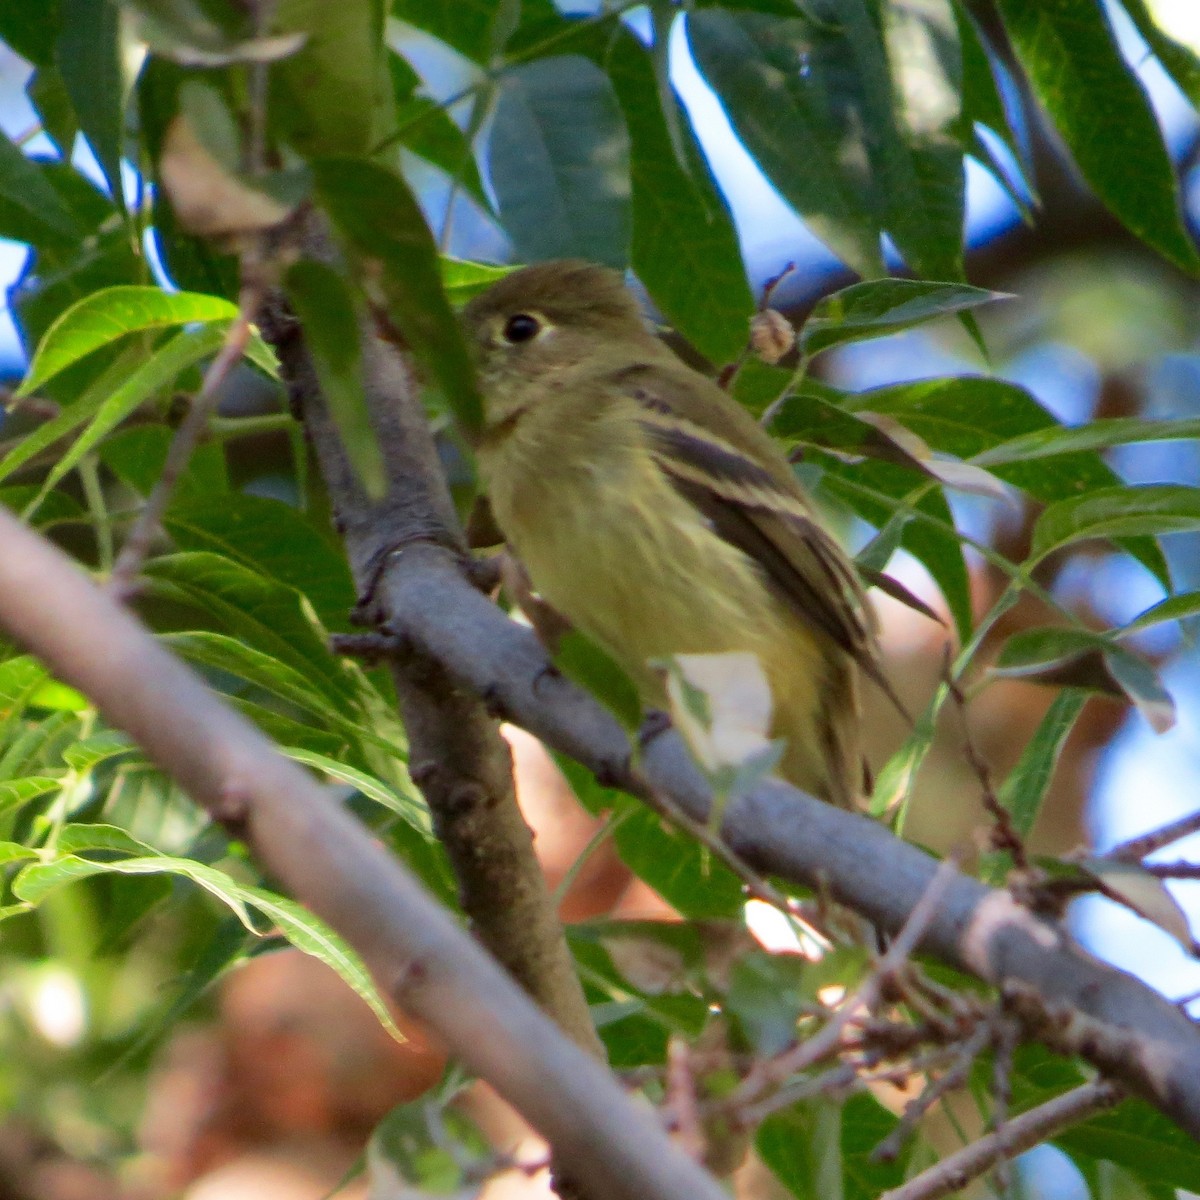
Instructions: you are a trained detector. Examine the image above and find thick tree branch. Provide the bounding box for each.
[0,507,726,1200]
[368,546,1200,1134]
[260,272,602,1061]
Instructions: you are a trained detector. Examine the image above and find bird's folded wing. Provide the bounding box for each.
[618,364,884,684]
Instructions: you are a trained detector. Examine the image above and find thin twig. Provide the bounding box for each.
[878,1081,1123,1200]
[109,39,274,598]
[665,1036,705,1162]
[732,856,962,1105]
[945,656,1028,871]
[729,1062,865,1127]
[1140,861,1200,879]
[108,300,261,596]
[872,1021,995,1163]
[1106,810,1200,862]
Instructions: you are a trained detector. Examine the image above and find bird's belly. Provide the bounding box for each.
[505,469,824,717]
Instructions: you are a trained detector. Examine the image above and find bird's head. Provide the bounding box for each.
[462,260,656,431]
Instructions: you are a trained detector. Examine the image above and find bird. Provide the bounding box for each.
[462,260,888,808]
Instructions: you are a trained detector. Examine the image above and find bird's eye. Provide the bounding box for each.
[502,313,541,344]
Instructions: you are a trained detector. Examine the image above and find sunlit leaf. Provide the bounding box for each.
[16,286,238,398]
[11,851,402,1036]
[34,325,231,501]
[974,417,1200,466]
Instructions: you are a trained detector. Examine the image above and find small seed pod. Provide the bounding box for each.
[748,308,796,364]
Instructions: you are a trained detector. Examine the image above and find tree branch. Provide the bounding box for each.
[0,506,725,1200]
[878,1081,1124,1200]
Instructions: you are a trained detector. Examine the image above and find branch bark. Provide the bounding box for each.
[0,506,725,1200]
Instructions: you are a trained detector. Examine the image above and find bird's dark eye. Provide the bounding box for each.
[502,313,541,344]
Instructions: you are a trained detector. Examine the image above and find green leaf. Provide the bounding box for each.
[313,156,482,433]
[164,492,356,630]
[0,777,62,818]
[392,0,514,63]
[998,689,1086,840]
[1032,485,1200,560]
[1118,0,1200,114]
[284,259,385,498]
[726,950,813,1054]
[35,324,231,501]
[57,0,126,209]
[271,0,391,158]
[140,551,360,711]
[688,9,884,275]
[284,747,429,834]
[17,285,239,397]
[974,417,1200,466]
[0,348,138,486]
[843,378,1171,587]
[12,851,402,1037]
[878,0,967,279]
[801,279,1007,356]
[982,687,1087,884]
[126,0,304,67]
[610,31,754,363]
[992,628,1174,733]
[440,256,513,305]
[759,1098,912,1200]
[0,841,39,866]
[1121,591,1200,638]
[1009,1046,1200,1191]
[98,425,230,499]
[554,629,641,731]
[61,732,133,771]
[56,822,158,856]
[160,630,363,734]
[613,803,746,919]
[27,66,78,162]
[0,1,60,66]
[0,134,83,247]
[820,459,973,642]
[693,0,967,278]
[996,0,1200,274]
[389,51,491,212]
[958,7,1031,177]
[487,55,632,269]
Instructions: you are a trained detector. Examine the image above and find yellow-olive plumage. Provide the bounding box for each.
[463,261,884,808]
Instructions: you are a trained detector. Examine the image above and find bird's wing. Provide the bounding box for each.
[615,363,891,694]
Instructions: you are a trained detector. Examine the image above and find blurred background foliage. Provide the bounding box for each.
[0,0,1198,1197]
